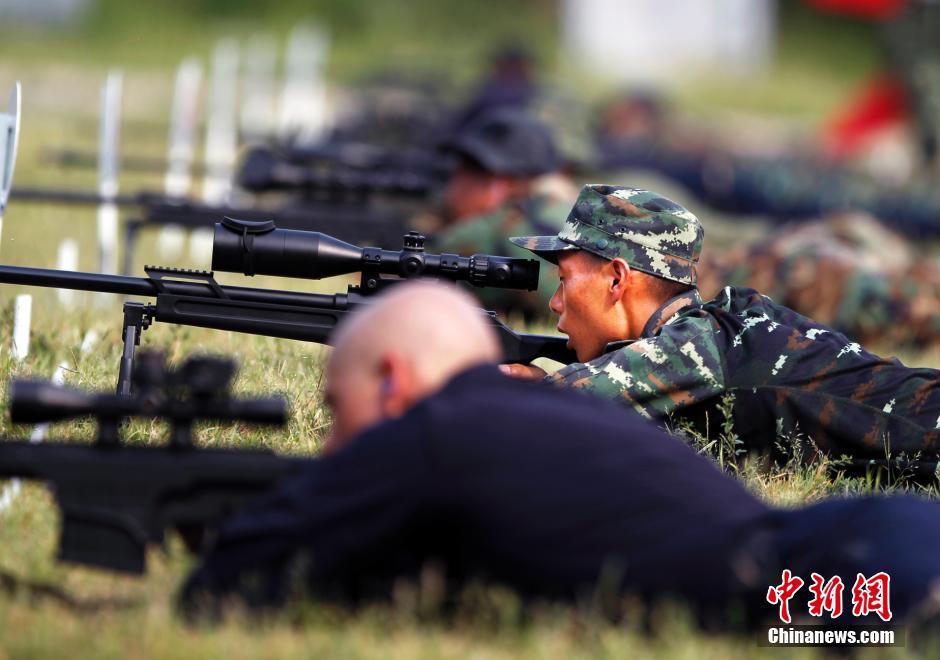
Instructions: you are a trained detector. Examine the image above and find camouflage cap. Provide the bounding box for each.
[447,108,559,177]
[509,184,704,286]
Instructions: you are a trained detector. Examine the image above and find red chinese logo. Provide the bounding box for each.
[851,572,893,622]
[766,569,804,624]
[767,570,893,623]
[807,573,844,618]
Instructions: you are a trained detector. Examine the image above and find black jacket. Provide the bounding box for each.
[182,365,772,615]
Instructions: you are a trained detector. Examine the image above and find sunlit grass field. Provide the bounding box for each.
[0,4,936,657]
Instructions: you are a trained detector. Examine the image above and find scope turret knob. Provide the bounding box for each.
[402,231,425,252]
[132,351,168,391]
[401,254,424,277]
[469,256,489,287]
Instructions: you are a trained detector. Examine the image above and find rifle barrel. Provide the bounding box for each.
[0,264,576,364]
[9,186,145,206]
[0,264,343,309]
[44,148,209,177]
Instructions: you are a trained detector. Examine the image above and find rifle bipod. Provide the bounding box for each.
[117,301,154,396]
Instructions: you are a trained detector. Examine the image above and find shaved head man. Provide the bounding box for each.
[184,281,940,631]
[324,282,500,452]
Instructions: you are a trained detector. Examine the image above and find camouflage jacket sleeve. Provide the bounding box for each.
[432,211,503,256]
[547,315,725,420]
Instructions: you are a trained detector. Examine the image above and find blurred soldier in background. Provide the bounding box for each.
[431,108,579,317]
[504,184,940,463]
[811,0,940,170]
[451,45,539,134]
[327,44,543,161]
[883,0,940,170]
[596,91,940,237]
[698,213,940,348]
[596,89,940,347]
[184,282,940,631]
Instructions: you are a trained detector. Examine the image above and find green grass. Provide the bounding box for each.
[0,4,928,656]
[1,0,885,122]
[2,201,936,658]
[0,0,560,92]
[0,308,932,659]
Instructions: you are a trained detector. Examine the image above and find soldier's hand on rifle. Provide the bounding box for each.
[499,363,547,380]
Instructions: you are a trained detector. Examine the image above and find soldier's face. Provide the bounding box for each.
[444,167,513,221]
[550,251,620,361]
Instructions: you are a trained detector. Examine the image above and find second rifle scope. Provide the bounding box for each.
[212,217,539,290]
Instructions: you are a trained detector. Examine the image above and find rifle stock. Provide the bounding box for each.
[0,440,308,573]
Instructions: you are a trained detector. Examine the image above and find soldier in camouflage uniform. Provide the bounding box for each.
[596,93,940,238]
[431,108,578,318]
[883,0,940,169]
[697,213,940,348]
[504,183,940,462]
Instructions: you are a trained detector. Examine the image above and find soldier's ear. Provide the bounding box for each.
[608,258,631,297]
[377,353,418,418]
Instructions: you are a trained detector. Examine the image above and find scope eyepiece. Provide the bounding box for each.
[212,220,540,292]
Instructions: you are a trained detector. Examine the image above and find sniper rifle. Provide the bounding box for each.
[0,350,305,574]
[0,219,576,395]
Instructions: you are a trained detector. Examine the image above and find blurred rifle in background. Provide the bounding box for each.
[8,147,442,272]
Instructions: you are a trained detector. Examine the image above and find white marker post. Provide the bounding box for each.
[0,479,18,512]
[29,362,69,442]
[278,24,330,145]
[11,293,31,362]
[159,58,203,261]
[165,58,203,199]
[56,239,79,306]
[0,361,70,514]
[156,224,186,261]
[188,227,214,266]
[0,82,22,250]
[80,328,100,354]
[97,71,123,276]
[202,39,239,206]
[241,34,277,142]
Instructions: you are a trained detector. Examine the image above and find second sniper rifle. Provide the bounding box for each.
[0,350,304,574]
[0,219,577,395]
[12,147,441,272]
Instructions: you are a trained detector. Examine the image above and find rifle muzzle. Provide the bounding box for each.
[10,380,98,424]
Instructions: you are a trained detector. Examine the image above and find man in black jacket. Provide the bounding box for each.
[182,283,940,629]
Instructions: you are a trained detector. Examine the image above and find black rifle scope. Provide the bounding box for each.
[236,147,434,196]
[212,217,540,291]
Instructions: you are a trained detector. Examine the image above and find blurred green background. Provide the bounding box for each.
[0,0,881,116]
